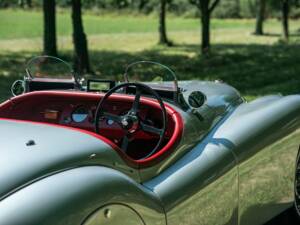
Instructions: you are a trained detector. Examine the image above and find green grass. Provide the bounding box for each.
[1,9,298,40]
[0,9,201,40]
[0,9,300,103]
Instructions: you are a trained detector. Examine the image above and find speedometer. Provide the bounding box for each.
[72,106,88,123]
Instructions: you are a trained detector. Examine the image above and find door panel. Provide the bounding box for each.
[144,139,238,225]
[238,129,300,225]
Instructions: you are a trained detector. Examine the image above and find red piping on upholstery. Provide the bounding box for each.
[0,91,183,168]
[0,100,12,118]
[9,91,178,114]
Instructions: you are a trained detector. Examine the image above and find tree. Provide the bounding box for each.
[43,0,57,56]
[282,0,289,41]
[71,0,91,74]
[254,0,266,35]
[190,0,221,54]
[158,0,172,46]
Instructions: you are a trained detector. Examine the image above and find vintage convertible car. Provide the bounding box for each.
[1,56,300,225]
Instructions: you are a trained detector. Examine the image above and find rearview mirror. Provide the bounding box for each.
[11,80,25,96]
[188,91,206,108]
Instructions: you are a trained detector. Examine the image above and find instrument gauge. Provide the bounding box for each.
[107,119,114,125]
[72,106,88,123]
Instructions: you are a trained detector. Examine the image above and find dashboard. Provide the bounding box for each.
[8,92,175,144]
[0,90,182,160]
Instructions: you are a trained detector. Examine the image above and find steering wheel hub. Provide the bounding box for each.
[121,115,139,133]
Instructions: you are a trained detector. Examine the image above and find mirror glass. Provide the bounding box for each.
[188,91,206,108]
[11,80,25,96]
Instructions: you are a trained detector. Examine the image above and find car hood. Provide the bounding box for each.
[0,119,124,200]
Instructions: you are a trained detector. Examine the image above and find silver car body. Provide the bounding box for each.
[0,81,299,225]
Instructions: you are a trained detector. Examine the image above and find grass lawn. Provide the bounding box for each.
[0,9,287,40]
[0,9,300,103]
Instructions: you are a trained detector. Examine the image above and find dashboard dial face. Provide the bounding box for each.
[72,106,88,123]
[107,119,114,125]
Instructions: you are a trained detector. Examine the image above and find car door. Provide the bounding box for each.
[144,129,239,225]
[236,128,300,225]
[226,96,300,225]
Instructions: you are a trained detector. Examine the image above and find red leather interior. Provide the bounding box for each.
[0,91,183,168]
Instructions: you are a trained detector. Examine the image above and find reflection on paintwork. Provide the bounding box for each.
[165,168,238,225]
[145,111,239,225]
[238,129,300,225]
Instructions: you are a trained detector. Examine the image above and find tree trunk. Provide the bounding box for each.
[71,0,91,74]
[19,0,25,8]
[235,0,240,17]
[200,1,210,54]
[282,0,289,41]
[254,0,266,35]
[138,0,147,11]
[27,0,32,8]
[43,0,57,56]
[191,0,220,54]
[158,0,171,46]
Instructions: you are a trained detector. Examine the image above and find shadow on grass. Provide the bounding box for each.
[90,43,300,99]
[260,32,300,37]
[1,42,300,103]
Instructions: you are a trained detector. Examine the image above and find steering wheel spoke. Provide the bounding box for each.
[130,87,141,115]
[121,135,130,152]
[101,112,122,124]
[140,122,163,136]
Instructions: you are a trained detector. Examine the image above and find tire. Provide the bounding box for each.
[294,149,300,219]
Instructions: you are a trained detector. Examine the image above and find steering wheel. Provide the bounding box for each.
[94,82,167,159]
